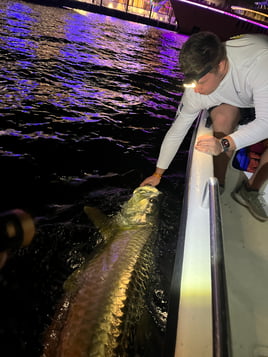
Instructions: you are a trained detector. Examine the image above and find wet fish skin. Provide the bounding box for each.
[42,186,161,357]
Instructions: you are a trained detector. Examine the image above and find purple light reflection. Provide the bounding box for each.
[60,116,102,122]
[154,31,188,77]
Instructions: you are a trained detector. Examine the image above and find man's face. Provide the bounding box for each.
[193,70,221,95]
[192,60,227,95]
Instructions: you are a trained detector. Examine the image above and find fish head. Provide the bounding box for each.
[119,186,161,226]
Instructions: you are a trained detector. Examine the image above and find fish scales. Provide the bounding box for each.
[42,186,161,357]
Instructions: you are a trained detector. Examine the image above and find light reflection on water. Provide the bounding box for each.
[0,1,189,356]
[0,1,189,199]
[1,1,186,122]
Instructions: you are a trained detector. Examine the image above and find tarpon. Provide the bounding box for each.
[42,185,161,357]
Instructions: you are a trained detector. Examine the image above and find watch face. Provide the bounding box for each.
[221,138,230,151]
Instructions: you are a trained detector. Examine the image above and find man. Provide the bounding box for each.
[140,31,268,221]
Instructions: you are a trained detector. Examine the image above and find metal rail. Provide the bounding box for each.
[207,177,232,357]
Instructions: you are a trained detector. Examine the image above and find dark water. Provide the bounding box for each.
[0,1,190,356]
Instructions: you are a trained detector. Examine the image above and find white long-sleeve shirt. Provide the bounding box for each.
[157,34,268,170]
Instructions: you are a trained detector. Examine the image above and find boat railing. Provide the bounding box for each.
[203,176,232,357]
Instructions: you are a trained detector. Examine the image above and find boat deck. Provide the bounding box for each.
[222,162,268,357]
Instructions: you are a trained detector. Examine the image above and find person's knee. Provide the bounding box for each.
[212,111,232,137]
[211,110,228,125]
[211,105,239,136]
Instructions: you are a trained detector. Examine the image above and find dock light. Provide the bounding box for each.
[183,65,213,89]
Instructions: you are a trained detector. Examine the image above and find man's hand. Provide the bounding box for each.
[195,135,223,156]
[140,175,161,187]
[140,170,165,187]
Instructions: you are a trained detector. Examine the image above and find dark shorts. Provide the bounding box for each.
[239,107,255,125]
[206,106,255,128]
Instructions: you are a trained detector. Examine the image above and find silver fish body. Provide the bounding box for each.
[42,186,161,357]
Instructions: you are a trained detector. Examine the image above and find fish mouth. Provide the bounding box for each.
[133,185,160,195]
[119,186,161,226]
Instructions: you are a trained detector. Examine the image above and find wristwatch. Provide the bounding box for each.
[220,138,230,152]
